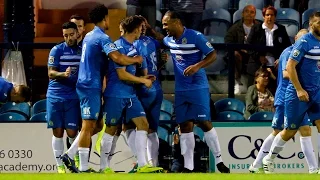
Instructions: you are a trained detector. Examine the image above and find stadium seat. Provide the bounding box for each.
[193,126,205,142]
[205,0,231,10]
[159,111,172,121]
[276,8,300,38]
[202,8,231,38]
[274,0,295,9]
[164,53,174,76]
[248,111,274,121]
[29,112,47,122]
[0,102,30,118]
[309,0,320,9]
[32,99,47,115]
[214,98,245,114]
[302,8,320,29]
[204,36,226,75]
[161,99,174,115]
[238,0,265,10]
[0,112,27,122]
[233,9,263,23]
[158,126,169,142]
[216,111,245,121]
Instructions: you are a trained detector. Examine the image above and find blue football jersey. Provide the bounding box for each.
[274,46,292,106]
[47,42,81,99]
[286,32,320,95]
[77,26,118,90]
[163,28,214,91]
[104,37,139,98]
[0,77,13,104]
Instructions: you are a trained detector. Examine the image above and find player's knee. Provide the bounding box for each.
[281,129,297,141]
[198,120,213,132]
[52,128,64,138]
[299,126,311,137]
[95,119,104,132]
[81,120,96,134]
[133,117,149,131]
[105,125,118,136]
[314,120,320,132]
[272,129,281,136]
[179,121,194,133]
[66,129,78,138]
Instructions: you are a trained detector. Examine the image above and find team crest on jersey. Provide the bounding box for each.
[49,56,54,64]
[108,43,116,49]
[182,38,187,44]
[206,42,213,48]
[292,49,300,57]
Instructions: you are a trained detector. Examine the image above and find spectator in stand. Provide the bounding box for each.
[244,67,276,119]
[168,0,204,31]
[126,0,156,29]
[247,6,291,93]
[224,5,260,94]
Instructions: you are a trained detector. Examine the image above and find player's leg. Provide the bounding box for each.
[263,97,307,173]
[146,90,163,167]
[298,114,318,174]
[250,105,283,173]
[100,97,124,173]
[106,124,122,169]
[123,122,138,173]
[47,98,66,173]
[129,97,163,172]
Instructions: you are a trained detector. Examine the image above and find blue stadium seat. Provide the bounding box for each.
[29,112,47,122]
[0,112,27,122]
[238,0,265,10]
[161,99,174,115]
[164,53,174,76]
[276,8,300,38]
[309,0,320,9]
[32,99,47,115]
[0,102,30,118]
[159,111,172,121]
[216,111,245,121]
[248,111,274,120]
[205,0,231,10]
[204,36,226,74]
[157,126,169,142]
[214,98,245,114]
[274,0,295,9]
[302,8,320,29]
[233,9,263,23]
[193,126,205,142]
[202,8,231,37]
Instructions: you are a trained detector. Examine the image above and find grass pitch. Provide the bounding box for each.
[0,173,319,180]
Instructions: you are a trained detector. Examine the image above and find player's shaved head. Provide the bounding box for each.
[295,29,308,42]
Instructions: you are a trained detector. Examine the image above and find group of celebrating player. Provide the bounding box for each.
[46,4,230,174]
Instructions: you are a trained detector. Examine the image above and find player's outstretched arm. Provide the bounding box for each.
[48,66,70,79]
[108,51,143,66]
[116,68,152,88]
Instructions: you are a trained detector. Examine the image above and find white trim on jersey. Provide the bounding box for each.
[308,49,320,54]
[170,49,200,54]
[59,62,80,65]
[60,55,81,60]
[167,42,196,48]
[304,54,320,60]
[127,49,137,57]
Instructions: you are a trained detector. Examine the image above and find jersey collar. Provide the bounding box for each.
[94,26,105,33]
[173,27,187,41]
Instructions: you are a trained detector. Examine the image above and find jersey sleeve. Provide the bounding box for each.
[280,49,290,71]
[289,38,307,63]
[194,32,214,56]
[101,35,118,56]
[48,46,60,67]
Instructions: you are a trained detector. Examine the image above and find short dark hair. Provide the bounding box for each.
[70,14,85,23]
[309,11,320,24]
[89,4,108,24]
[18,85,31,102]
[62,22,78,30]
[121,16,144,33]
[164,10,182,21]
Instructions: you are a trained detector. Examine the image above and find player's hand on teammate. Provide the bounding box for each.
[64,66,71,77]
[297,89,309,102]
[144,75,156,82]
[142,78,153,88]
[133,55,143,64]
[183,64,200,76]
[161,51,169,62]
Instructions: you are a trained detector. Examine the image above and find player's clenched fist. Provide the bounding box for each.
[297,89,309,102]
[133,55,143,64]
[64,66,71,77]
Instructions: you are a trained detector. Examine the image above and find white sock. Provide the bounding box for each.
[100,133,114,170]
[78,147,89,171]
[252,133,275,168]
[267,133,287,160]
[147,132,159,166]
[52,136,64,166]
[300,136,318,172]
[180,132,195,170]
[204,128,223,165]
[135,130,148,167]
[107,135,119,167]
[126,129,137,157]
[66,132,81,160]
[318,133,320,167]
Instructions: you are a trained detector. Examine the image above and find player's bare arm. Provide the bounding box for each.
[108,51,143,65]
[116,68,152,88]
[283,70,289,79]
[48,66,71,79]
[286,59,309,102]
[183,50,217,76]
